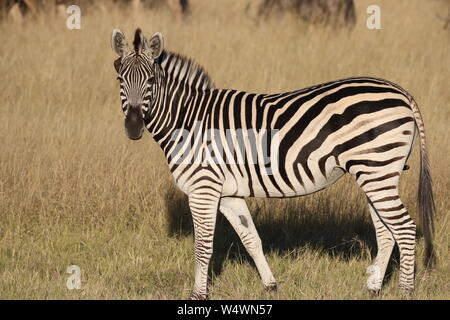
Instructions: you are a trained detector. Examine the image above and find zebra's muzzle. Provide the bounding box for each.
[125,105,144,140]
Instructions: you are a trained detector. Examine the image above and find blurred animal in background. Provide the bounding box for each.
[0,0,190,21]
[167,0,189,18]
[437,6,450,29]
[245,0,356,27]
[128,0,190,19]
[1,0,38,22]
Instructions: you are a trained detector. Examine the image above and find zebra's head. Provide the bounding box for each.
[111,28,164,140]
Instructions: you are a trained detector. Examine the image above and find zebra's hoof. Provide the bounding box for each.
[264,282,278,292]
[400,287,414,298]
[368,289,380,297]
[366,265,382,293]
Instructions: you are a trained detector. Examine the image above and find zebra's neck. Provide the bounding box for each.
[147,51,215,155]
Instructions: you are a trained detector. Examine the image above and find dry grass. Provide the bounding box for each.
[0,0,449,299]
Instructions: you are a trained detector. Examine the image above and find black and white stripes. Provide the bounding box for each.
[111,29,436,299]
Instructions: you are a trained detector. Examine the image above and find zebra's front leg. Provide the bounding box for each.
[219,197,277,291]
[188,189,220,300]
[366,204,395,295]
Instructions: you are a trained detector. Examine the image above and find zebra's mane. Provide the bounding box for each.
[159,50,214,90]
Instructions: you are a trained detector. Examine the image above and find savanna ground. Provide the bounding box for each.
[0,0,449,300]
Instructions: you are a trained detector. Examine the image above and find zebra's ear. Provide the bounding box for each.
[111,29,130,57]
[142,36,149,52]
[114,58,122,73]
[148,32,164,60]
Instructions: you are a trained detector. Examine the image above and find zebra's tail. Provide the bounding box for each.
[410,97,436,269]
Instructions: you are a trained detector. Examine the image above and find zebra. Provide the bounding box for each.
[111,28,436,299]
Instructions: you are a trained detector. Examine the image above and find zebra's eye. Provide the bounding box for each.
[148,77,155,85]
[117,76,123,82]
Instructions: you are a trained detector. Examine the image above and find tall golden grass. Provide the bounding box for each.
[0,0,448,299]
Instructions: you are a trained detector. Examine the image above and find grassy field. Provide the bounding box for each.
[0,0,449,299]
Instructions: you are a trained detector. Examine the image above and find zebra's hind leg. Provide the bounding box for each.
[219,197,277,291]
[361,181,416,294]
[366,203,395,295]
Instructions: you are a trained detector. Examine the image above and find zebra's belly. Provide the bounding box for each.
[221,165,345,198]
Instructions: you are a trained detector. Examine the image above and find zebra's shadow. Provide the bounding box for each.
[164,187,401,283]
